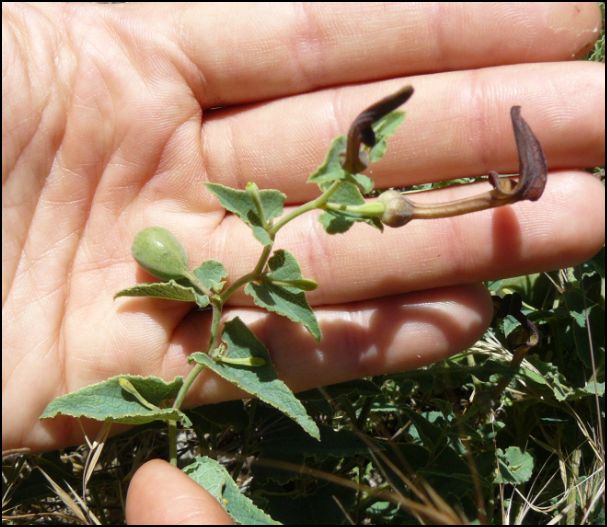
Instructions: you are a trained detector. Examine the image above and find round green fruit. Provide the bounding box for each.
[132,227,189,281]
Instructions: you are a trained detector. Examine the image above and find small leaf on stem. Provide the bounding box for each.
[41,375,186,426]
[192,260,228,294]
[191,317,320,439]
[206,182,285,245]
[114,280,209,308]
[244,250,321,340]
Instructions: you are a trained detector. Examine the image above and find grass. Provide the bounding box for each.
[3,6,604,525]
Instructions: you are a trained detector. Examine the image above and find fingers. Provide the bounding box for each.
[126,459,233,525]
[201,61,604,202]
[11,283,491,451]
[199,171,604,306]
[170,284,492,404]
[118,2,601,105]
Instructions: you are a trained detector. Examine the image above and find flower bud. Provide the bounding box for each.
[378,190,414,228]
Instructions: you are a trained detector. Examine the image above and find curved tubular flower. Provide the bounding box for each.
[380,106,548,226]
[342,85,415,174]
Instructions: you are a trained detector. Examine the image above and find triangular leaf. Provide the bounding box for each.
[191,318,320,439]
[351,173,374,194]
[308,111,405,193]
[206,183,285,246]
[114,280,209,308]
[245,281,321,341]
[318,210,355,234]
[307,136,349,190]
[193,260,227,293]
[265,249,302,281]
[185,456,281,525]
[245,250,320,339]
[328,180,365,206]
[373,110,405,139]
[41,375,186,425]
[368,111,405,164]
[263,249,317,291]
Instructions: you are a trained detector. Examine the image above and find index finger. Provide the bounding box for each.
[103,2,601,106]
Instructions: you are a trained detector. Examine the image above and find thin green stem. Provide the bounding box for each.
[223,181,343,304]
[168,419,177,465]
[168,303,223,461]
[252,243,273,275]
[208,302,224,358]
[246,182,267,228]
[169,180,345,463]
[220,243,274,302]
[173,363,205,412]
[171,302,222,415]
[269,180,342,235]
[220,272,256,302]
[324,201,384,217]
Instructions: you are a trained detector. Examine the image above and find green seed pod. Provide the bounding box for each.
[132,227,189,281]
[378,190,414,228]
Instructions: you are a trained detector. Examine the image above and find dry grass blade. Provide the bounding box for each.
[37,466,89,524]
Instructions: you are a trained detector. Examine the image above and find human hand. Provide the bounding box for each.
[3,1,603,463]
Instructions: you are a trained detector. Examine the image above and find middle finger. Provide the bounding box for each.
[201,61,604,202]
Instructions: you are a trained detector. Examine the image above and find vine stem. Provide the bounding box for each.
[220,179,342,303]
[269,180,341,235]
[220,243,273,302]
[167,180,345,461]
[168,419,177,465]
[324,200,384,217]
[171,302,224,412]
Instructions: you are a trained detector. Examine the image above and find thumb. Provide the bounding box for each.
[126,459,233,525]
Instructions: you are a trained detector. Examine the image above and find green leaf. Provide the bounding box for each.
[403,409,448,450]
[328,180,365,206]
[307,136,348,190]
[41,375,188,426]
[582,381,605,396]
[193,260,227,293]
[245,251,321,340]
[247,278,321,327]
[351,173,374,194]
[368,111,405,164]
[307,137,375,195]
[191,318,320,440]
[494,446,534,484]
[318,210,355,234]
[206,182,285,246]
[263,250,317,291]
[319,181,384,234]
[308,111,405,192]
[114,280,209,308]
[523,355,583,401]
[185,456,281,525]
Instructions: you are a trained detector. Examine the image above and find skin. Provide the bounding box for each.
[2,3,604,524]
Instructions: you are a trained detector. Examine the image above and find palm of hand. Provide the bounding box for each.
[3,4,604,452]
